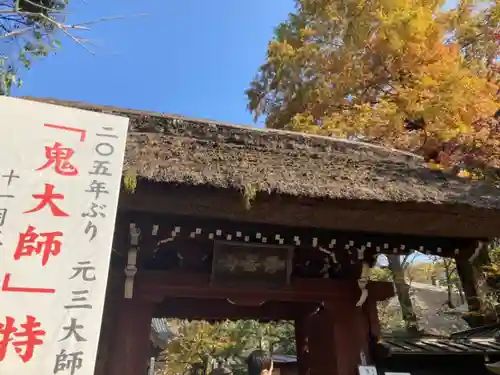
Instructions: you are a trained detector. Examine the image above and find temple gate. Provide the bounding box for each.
[25,97,500,375]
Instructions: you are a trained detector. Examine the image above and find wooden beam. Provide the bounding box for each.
[117,182,500,239]
[134,271,394,303]
[115,210,479,260]
[155,297,318,321]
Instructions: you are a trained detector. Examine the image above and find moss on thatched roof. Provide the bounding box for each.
[21,97,500,210]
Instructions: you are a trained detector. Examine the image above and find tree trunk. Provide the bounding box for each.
[444,264,455,308]
[455,246,495,327]
[387,254,419,334]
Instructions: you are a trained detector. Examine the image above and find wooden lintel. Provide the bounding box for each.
[154,297,318,321]
[134,271,394,303]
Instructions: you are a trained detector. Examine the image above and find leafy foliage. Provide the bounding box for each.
[428,256,464,308]
[247,0,499,329]
[370,266,392,282]
[480,241,500,319]
[159,319,295,375]
[160,320,234,375]
[0,0,69,94]
[247,0,499,169]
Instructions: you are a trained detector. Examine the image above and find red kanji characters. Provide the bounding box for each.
[0,315,45,362]
[1,273,55,294]
[24,183,69,217]
[44,124,87,142]
[36,142,78,176]
[14,225,63,266]
[0,317,16,361]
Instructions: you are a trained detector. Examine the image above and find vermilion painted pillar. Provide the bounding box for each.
[105,297,155,375]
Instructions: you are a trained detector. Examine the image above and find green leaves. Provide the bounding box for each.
[161,320,296,375]
[0,0,67,96]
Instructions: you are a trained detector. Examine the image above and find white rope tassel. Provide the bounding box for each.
[356,261,371,307]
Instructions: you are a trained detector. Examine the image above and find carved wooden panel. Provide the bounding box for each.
[211,241,293,288]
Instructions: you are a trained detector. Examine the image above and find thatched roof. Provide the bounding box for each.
[21,97,500,210]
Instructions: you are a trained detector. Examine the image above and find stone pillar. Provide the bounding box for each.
[105,296,155,375]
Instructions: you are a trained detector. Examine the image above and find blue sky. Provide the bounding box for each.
[12,0,459,126]
[10,0,462,264]
[12,0,294,127]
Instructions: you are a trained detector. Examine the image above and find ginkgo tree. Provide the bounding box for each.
[247,0,499,169]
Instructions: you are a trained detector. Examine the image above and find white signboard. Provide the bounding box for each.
[0,97,129,375]
[358,365,378,375]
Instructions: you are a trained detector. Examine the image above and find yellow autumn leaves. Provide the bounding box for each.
[247,0,499,167]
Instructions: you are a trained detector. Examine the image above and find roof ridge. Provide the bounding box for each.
[10,95,500,216]
[18,96,424,162]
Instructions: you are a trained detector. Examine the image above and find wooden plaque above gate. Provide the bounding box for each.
[211,241,293,288]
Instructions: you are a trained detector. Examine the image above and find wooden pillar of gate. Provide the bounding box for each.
[94,270,122,375]
[306,295,374,375]
[105,296,155,375]
[295,312,310,375]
